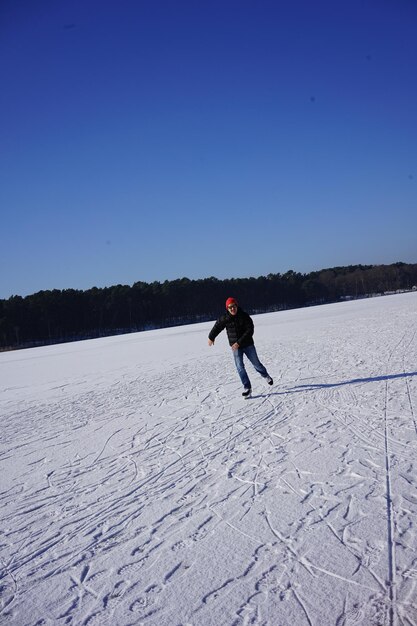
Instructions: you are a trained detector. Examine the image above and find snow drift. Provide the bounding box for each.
[1,293,417,625]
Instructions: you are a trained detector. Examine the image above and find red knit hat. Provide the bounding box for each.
[225,297,238,309]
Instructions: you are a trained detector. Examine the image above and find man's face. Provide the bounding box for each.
[227,304,237,316]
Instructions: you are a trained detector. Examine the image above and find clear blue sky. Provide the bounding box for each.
[1,0,416,299]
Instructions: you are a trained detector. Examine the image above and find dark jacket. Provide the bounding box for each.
[208,308,254,348]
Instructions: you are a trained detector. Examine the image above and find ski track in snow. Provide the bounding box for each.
[1,293,417,625]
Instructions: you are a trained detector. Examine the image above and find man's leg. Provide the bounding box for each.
[244,345,269,378]
[233,348,251,389]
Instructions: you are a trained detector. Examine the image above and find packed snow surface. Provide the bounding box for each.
[1,292,417,626]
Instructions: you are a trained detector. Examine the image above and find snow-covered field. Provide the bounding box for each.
[1,292,417,626]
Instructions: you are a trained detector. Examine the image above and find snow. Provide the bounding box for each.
[1,292,417,626]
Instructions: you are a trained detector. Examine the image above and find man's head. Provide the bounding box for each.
[225,297,238,315]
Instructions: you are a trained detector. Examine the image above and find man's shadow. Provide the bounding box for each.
[250,371,417,398]
[289,371,417,391]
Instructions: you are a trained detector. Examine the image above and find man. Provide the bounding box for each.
[208,297,273,398]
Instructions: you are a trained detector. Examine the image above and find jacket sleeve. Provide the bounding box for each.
[237,313,254,345]
[208,316,226,342]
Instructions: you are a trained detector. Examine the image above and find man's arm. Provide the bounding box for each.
[208,316,226,345]
[237,314,254,345]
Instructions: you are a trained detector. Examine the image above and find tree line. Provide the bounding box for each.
[1,262,416,350]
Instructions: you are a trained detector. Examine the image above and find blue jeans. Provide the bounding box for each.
[233,345,269,389]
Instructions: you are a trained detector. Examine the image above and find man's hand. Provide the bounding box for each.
[231,343,239,351]
[208,339,214,346]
